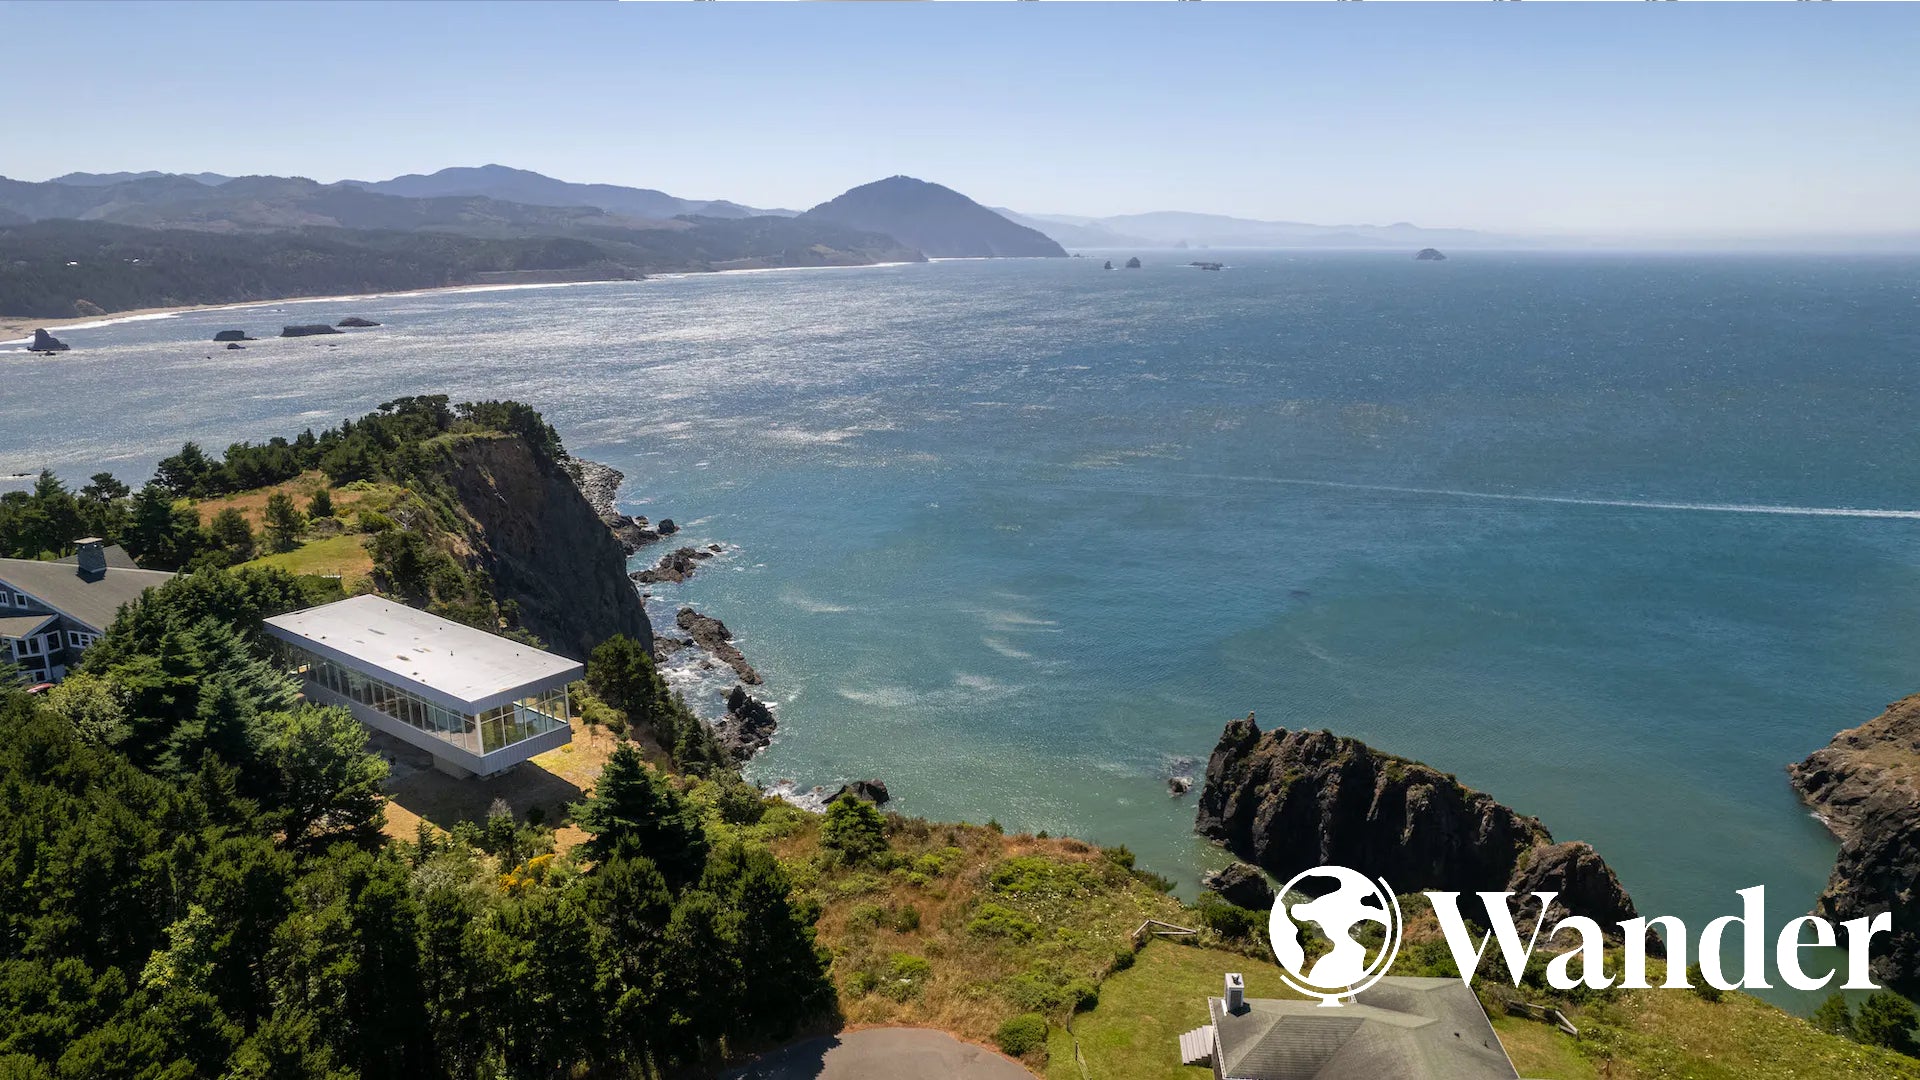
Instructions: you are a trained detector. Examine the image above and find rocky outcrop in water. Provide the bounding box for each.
[1196,713,1648,936]
[335,317,380,327]
[1203,862,1276,911]
[1124,257,1142,269]
[1789,694,1920,991]
[633,546,712,584]
[1415,248,1448,261]
[281,323,341,337]
[571,459,666,554]
[713,684,778,762]
[831,779,891,806]
[226,342,245,350]
[29,329,69,352]
[213,329,254,342]
[677,607,761,684]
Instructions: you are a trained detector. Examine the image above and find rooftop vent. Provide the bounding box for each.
[1225,972,1245,1014]
[74,538,107,582]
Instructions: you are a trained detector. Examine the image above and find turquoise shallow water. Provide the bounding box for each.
[5,252,1919,1007]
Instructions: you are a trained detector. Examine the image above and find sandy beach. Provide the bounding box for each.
[0,279,642,344]
[0,260,927,345]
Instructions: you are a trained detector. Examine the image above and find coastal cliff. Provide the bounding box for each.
[439,433,652,661]
[1196,714,1645,930]
[1789,694,1920,991]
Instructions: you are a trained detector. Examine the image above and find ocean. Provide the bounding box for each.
[6,251,1919,1008]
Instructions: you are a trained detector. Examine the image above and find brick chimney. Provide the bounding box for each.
[74,538,107,582]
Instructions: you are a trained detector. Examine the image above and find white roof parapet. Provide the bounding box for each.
[263,594,584,715]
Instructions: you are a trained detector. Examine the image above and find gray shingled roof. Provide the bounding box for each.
[52,543,140,570]
[0,613,58,640]
[1209,977,1519,1080]
[0,558,174,633]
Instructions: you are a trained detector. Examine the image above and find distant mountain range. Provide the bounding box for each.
[0,167,936,319]
[343,164,796,221]
[806,177,1065,259]
[1,162,1536,321]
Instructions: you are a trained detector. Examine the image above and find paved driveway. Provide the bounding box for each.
[723,1028,1038,1080]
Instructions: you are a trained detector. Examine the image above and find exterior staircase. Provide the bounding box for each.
[1178,1024,1216,1068]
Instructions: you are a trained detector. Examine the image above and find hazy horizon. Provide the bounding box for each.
[2,3,1916,241]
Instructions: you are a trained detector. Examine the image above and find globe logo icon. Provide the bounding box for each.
[1267,865,1404,1007]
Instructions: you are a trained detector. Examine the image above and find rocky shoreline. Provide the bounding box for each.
[573,458,677,555]
[1195,712,1650,939]
[1788,694,1920,992]
[579,458,896,809]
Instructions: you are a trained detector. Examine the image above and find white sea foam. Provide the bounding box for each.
[836,685,920,709]
[982,636,1034,660]
[784,592,855,614]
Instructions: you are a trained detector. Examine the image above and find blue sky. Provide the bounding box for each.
[2,2,1915,237]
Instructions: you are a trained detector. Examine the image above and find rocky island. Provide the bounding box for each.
[1789,694,1920,991]
[1416,247,1448,261]
[1196,713,1647,933]
[29,328,69,352]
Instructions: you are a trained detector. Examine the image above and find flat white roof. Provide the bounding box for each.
[263,594,583,713]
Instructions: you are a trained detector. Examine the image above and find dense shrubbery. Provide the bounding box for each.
[586,635,729,773]
[2,395,567,577]
[994,1012,1047,1057]
[0,563,835,1077]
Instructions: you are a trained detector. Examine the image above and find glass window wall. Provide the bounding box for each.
[275,642,569,758]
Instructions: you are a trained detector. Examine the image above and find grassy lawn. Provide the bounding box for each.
[1045,940,1301,1080]
[241,532,373,587]
[191,470,387,528]
[1027,920,1920,1080]
[1492,1015,1599,1080]
[742,811,1193,1071]
[1557,983,1920,1080]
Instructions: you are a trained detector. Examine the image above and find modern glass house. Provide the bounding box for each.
[263,595,582,777]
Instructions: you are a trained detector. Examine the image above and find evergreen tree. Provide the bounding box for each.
[81,471,131,503]
[122,482,206,570]
[1856,991,1919,1054]
[570,744,709,888]
[155,441,216,497]
[583,852,674,1063]
[307,488,334,520]
[263,493,305,553]
[208,507,256,563]
[821,794,888,865]
[701,842,832,1038]
[263,706,388,852]
[1811,992,1854,1039]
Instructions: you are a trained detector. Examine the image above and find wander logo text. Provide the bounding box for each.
[1269,865,1893,1005]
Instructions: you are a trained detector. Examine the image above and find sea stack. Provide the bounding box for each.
[29,329,70,353]
[1195,712,1649,936]
[1415,248,1448,261]
[1789,694,1920,992]
[1124,256,1142,269]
